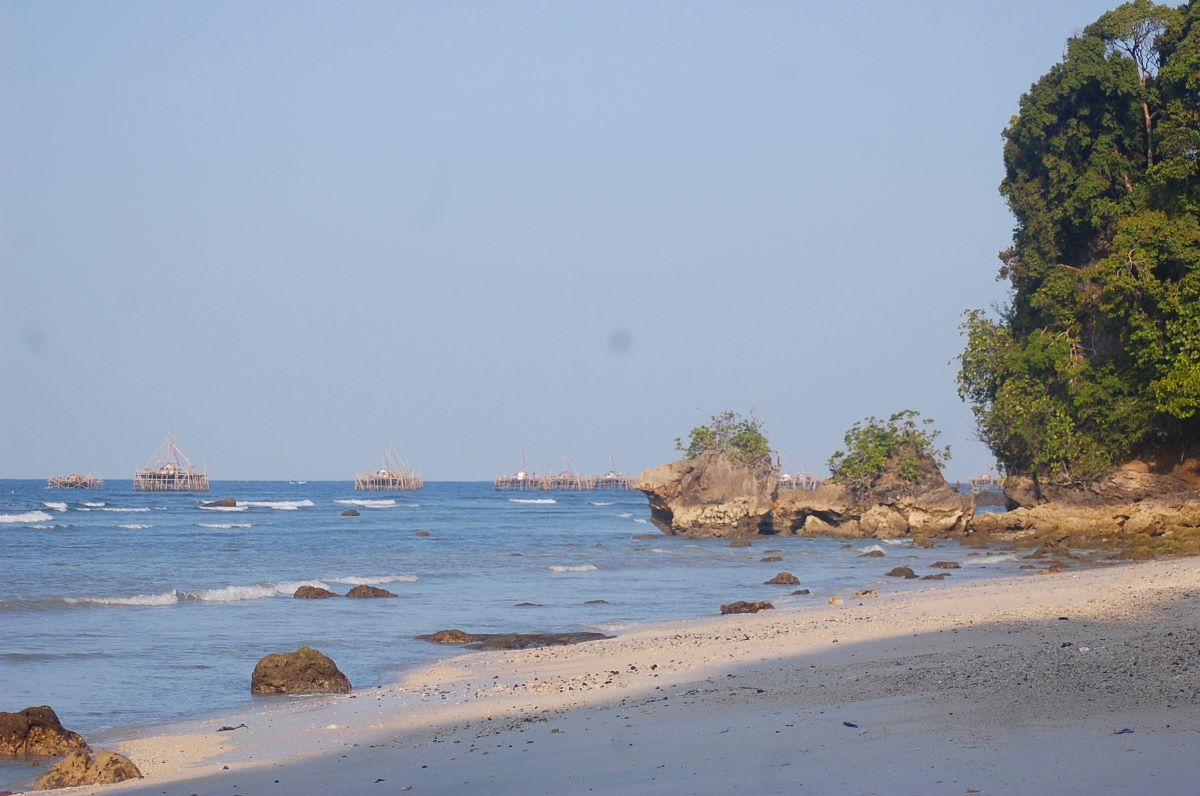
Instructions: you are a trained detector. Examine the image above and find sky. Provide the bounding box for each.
[0,0,1125,481]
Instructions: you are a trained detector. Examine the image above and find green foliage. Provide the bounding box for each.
[959,1,1200,482]
[674,410,771,464]
[827,411,950,494]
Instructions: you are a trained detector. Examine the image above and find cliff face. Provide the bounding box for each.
[636,451,973,540]
[635,450,778,537]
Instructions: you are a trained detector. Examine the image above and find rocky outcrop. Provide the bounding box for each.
[33,750,141,789]
[294,585,339,599]
[340,508,360,517]
[250,646,351,694]
[201,497,237,508]
[967,459,1200,556]
[345,585,396,598]
[0,707,88,757]
[764,572,799,585]
[415,630,610,650]
[636,450,777,537]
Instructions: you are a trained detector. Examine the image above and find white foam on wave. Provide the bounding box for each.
[66,591,180,607]
[42,501,67,512]
[82,501,106,508]
[548,564,598,573]
[858,544,886,554]
[880,538,912,546]
[241,499,315,510]
[31,524,72,530]
[329,574,418,585]
[509,498,557,505]
[178,580,329,602]
[118,523,151,530]
[617,512,633,518]
[967,553,1021,564]
[632,518,648,524]
[333,499,397,508]
[198,505,248,512]
[591,501,614,506]
[0,510,55,524]
[198,522,252,529]
[100,507,151,513]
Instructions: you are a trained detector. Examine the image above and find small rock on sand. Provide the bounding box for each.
[852,589,878,599]
[827,595,844,605]
[34,751,141,789]
[0,706,89,756]
[1036,562,1067,575]
[250,646,351,694]
[886,566,918,579]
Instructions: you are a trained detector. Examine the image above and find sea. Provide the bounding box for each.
[1,480,1024,789]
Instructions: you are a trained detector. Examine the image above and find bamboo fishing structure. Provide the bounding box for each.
[355,447,424,491]
[778,455,821,492]
[133,436,210,492]
[494,451,634,491]
[47,473,104,489]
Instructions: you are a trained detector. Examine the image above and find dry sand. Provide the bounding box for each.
[28,558,1200,795]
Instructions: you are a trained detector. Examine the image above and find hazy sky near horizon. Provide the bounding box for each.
[2,1,1121,481]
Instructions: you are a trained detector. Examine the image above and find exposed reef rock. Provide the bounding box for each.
[200,497,237,508]
[250,646,351,694]
[720,601,774,615]
[0,706,88,757]
[415,630,610,650]
[637,450,972,541]
[345,585,396,599]
[636,450,777,537]
[34,750,141,790]
[294,585,339,599]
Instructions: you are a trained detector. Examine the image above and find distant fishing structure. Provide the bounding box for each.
[777,455,821,492]
[494,450,633,491]
[355,447,424,491]
[46,473,104,489]
[133,435,210,492]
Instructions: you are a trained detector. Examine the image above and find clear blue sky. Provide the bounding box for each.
[1,1,1121,481]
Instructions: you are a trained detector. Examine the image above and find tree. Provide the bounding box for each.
[959,1,1200,483]
[827,411,950,495]
[675,410,772,465]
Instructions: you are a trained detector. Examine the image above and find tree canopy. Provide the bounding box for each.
[675,410,772,465]
[959,0,1200,483]
[827,411,951,494]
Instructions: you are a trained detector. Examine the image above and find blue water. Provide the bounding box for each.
[1,480,1023,786]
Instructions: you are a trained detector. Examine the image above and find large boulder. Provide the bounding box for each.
[0,706,88,757]
[346,585,396,598]
[33,750,141,789]
[200,497,237,508]
[294,585,339,599]
[636,450,778,537]
[250,646,351,694]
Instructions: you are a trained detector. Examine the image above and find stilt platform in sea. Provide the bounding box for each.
[133,436,210,492]
[47,473,104,489]
[355,447,423,491]
[494,452,634,491]
[778,472,822,491]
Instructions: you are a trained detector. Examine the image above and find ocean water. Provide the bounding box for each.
[1,480,1024,786]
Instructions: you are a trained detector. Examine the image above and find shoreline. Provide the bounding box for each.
[19,557,1200,795]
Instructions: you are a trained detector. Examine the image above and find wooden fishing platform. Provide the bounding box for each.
[47,473,104,489]
[355,447,424,491]
[778,472,822,491]
[494,452,634,491]
[134,436,210,492]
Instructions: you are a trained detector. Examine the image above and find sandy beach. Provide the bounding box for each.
[28,557,1200,796]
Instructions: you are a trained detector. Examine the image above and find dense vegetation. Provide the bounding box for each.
[959,1,1200,483]
[827,411,951,494]
[675,410,772,465]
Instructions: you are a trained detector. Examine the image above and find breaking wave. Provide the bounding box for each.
[548,564,598,573]
[198,522,252,529]
[591,501,614,506]
[30,524,73,530]
[241,499,314,510]
[198,505,248,512]
[82,501,106,507]
[118,523,151,530]
[334,499,396,508]
[858,544,886,554]
[328,574,418,585]
[0,511,55,524]
[509,498,557,504]
[632,518,648,524]
[42,501,67,512]
[100,507,151,513]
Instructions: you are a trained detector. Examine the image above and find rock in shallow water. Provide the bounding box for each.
[294,585,339,599]
[250,646,351,694]
[0,706,88,757]
[764,571,799,585]
[886,566,917,579]
[415,630,610,650]
[200,497,237,508]
[34,750,141,790]
[346,585,396,598]
[340,508,360,517]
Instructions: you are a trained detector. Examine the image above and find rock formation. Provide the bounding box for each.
[345,585,396,598]
[33,750,141,789]
[720,601,774,614]
[340,508,360,517]
[250,646,351,694]
[200,497,237,508]
[294,585,339,599]
[636,450,777,537]
[0,706,88,757]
